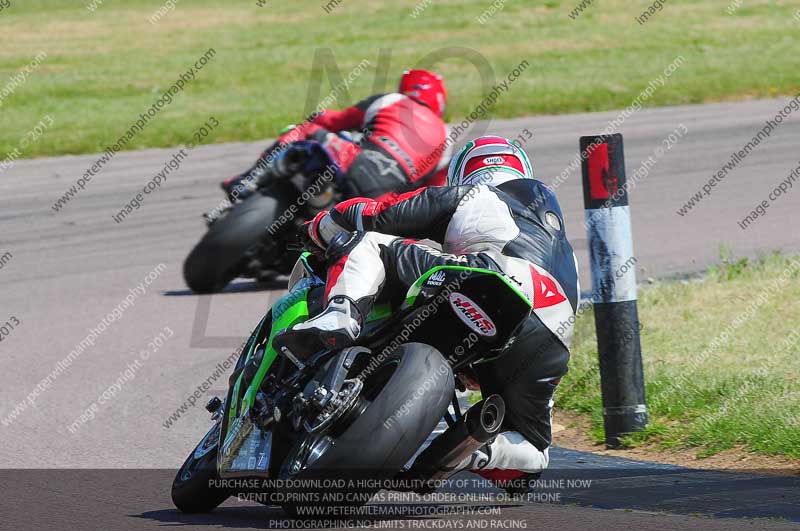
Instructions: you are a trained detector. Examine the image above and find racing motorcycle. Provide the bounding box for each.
[183,136,351,294]
[171,251,534,516]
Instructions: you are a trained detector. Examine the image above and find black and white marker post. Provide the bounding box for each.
[580,133,647,448]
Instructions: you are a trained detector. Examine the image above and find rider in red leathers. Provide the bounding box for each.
[222,70,452,202]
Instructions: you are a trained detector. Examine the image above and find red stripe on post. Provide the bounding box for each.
[587,142,610,200]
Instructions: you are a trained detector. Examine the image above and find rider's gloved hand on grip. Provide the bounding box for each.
[299,220,326,260]
[305,211,346,251]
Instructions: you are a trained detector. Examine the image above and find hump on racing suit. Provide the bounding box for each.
[325,178,580,348]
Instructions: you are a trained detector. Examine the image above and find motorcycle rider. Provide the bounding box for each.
[222,69,451,202]
[274,135,579,490]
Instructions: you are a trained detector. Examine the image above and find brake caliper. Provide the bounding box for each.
[291,380,364,434]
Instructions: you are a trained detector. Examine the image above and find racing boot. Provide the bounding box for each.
[449,431,548,496]
[272,295,363,359]
[221,147,283,203]
[274,231,387,360]
[221,165,265,202]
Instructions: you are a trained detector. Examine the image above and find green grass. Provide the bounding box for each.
[2,0,800,158]
[557,252,800,459]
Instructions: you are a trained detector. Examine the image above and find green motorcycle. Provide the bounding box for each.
[172,251,533,516]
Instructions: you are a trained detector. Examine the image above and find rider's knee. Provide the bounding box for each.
[325,230,365,262]
[491,431,550,473]
[325,230,398,262]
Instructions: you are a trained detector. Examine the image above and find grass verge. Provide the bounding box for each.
[557,252,800,460]
[2,0,800,158]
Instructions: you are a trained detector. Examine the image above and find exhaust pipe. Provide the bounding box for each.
[408,394,505,481]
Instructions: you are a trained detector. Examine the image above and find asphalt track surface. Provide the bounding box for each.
[2,98,799,529]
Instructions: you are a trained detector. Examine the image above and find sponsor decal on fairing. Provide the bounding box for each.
[425,270,447,287]
[449,292,497,337]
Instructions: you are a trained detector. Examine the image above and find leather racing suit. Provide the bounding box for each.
[287,178,580,483]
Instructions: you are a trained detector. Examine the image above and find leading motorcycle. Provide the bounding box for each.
[182,137,350,294]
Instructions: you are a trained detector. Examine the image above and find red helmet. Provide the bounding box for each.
[399,69,447,117]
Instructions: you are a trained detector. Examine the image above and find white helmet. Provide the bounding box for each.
[447,135,534,187]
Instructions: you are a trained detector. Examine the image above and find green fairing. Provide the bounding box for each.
[226,317,266,420]
[226,288,311,422]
